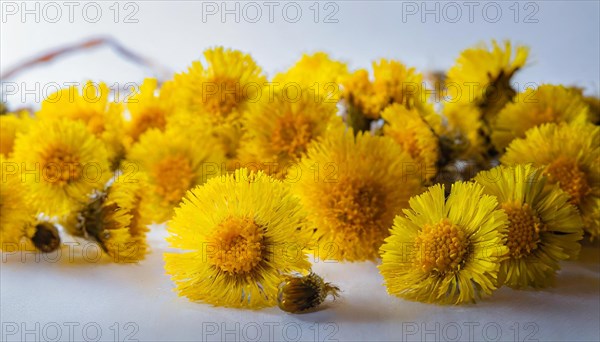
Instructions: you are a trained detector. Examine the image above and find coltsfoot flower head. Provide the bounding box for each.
[241,85,341,178]
[492,85,590,151]
[442,103,488,161]
[341,59,431,131]
[173,47,267,125]
[125,78,177,146]
[1,156,32,250]
[382,104,441,181]
[1,111,32,158]
[475,165,583,288]
[172,47,266,165]
[164,168,312,309]
[502,123,600,239]
[446,40,528,121]
[444,40,528,160]
[277,272,340,313]
[582,94,600,124]
[12,119,112,217]
[63,174,150,263]
[293,127,423,261]
[378,182,509,305]
[126,126,225,223]
[273,52,348,102]
[37,82,125,165]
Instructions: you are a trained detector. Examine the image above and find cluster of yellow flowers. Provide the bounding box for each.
[1,40,598,308]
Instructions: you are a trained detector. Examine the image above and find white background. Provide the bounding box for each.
[1,1,599,107]
[1,1,600,341]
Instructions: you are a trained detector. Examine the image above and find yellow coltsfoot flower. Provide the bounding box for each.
[502,123,600,239]
[173,46,266,125]
[126,126,225,223]
[1,155,32,251]
[379,182,509,304]
[475,165,583,288]
[63,174,150,263]
[342,59,431,131]
[37,82,125,166]
[293,127,423,261]
[172,47,267,164]
[582,94,600,124]
[241,85,341,179]
[446,40,528,122]
[444,40,528,160]
[273,52,348,102]
[0,111,32,158]
[125,78,178,147]
[164,168,312,309]
[382,104,441,182]
[12,119,112,217]
[492,85,589,151]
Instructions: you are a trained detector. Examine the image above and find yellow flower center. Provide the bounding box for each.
[153,155,194,204]
[501,203,545,258]
[414,219,470,274]
[331,180,386,229]
[271,114,314,159]
[41,145,81,185]
[545,157,590,206]
[204,78,242,118]
[207,216,265,275]
[501,202,545,258]
[130,108,166,142]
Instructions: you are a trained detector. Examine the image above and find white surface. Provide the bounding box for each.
[1,227,599,342]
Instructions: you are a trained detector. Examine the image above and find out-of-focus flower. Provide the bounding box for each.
[63,174,150,263]
[126,126,225,223]
[0,155,32,250]
[342,59,432,131]
[273,52,348,102]
[37,82,125,166]
[125,78,178,147]
[0,111,32,158]
[174,47,267,125]
[293,127,423,261]
[444,40,528,160]
[241,86,342,179]
[172,47,267,165]
[12,119,112,216]
[382,104,441,182]
[446,40,528,122]
[492,85,589,151]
